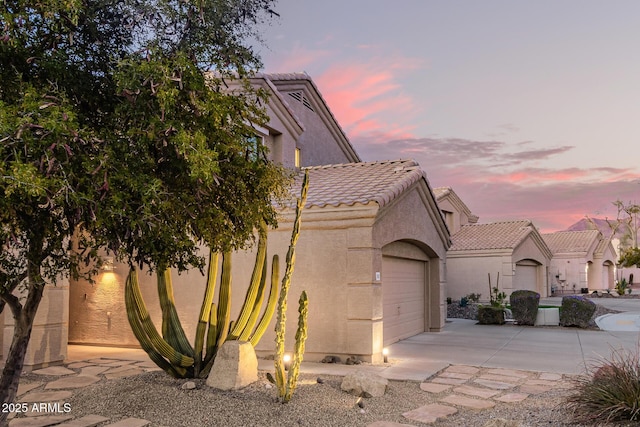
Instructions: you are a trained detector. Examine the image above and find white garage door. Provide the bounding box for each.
[514,261,538,291]
[382,256,426,346]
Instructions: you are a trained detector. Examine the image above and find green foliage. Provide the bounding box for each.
[616,278,630,296]
[477,306,505,325]
[466,293,481,303]
[509,290,540,326]
[274,171,309,403]
[459,297,468,307]
[1,0,280,414]
[619,247,640,268]
[559,296,596,328]
[490,287,507,308]
[567,347,640,423]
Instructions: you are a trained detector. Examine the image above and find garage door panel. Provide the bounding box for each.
[514,264,537,291]
[383,256,426,346]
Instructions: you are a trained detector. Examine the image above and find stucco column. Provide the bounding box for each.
[345,227,382,363]
[2,279,69,369]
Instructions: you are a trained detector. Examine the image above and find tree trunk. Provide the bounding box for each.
[0,279,45,426]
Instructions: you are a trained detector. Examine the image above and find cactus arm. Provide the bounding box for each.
[248,254,280,346]
[194,251,219,377]
[157,268,194,357]
[274,170,308,401]
[124,268,193,371]
[284,291,308,402]
[238,253,268,341]
[229,222,268,339]
[215,252,232,347]
[199,303,219,378]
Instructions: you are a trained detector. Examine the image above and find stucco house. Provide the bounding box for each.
[542,230,616,293]
[433,187,479,234]
[2,73,450,368]
[446,220,552,300]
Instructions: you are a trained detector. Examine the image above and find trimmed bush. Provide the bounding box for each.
[509,290,540,326]
[566,347,640,423]
[559,295,596,328]
[477,306,505,325]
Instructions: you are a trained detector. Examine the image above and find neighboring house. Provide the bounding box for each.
[433,187,479,235]
[542,230,616,293]
[446,220,552,300]
[2,73,450,368]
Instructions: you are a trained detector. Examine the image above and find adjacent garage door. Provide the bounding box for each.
[513,260,538,291]
[382,256,426,346]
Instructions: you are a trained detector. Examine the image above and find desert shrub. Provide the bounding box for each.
[466,293,481,303]
[459,297,468,307]
[509,290,540,326]
[616,278,629,296]
[566,347,640,423]
[559,295,596,328]
[446,297,452,305]
[477,305,505,325]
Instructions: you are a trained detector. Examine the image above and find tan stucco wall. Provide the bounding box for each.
[549,255,588,293]
[446,252,514,301]
[373,185,449,331]
[3,279,69,369]
[67,183,450,363]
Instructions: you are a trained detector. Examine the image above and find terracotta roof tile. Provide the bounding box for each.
[449,220,534,251]
[541,230,601,254]
[286,159,427,209]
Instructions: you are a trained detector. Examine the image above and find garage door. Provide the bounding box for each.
[513,261,538,291]
[382,256,426,346]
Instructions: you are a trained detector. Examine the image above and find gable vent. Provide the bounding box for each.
[288,91,315,113]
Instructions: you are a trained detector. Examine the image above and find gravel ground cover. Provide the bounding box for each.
[14,368,631,427]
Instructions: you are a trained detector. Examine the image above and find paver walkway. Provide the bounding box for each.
[8,355,571,427]
[8,357,158,427]
[365,365,571,426]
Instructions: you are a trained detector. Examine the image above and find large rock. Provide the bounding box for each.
[341,370,388,397]
[206,341,258,390]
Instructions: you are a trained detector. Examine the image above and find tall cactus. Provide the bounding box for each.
[274,170,309,403]
[124,172,309,379]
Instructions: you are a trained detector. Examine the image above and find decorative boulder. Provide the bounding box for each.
[341,371,388,397]
[509,290,540,326]
[559,295,596,328]
[206,341,258,390]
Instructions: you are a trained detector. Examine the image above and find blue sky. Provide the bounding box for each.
[256,1,640,231]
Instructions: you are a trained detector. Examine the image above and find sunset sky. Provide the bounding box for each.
[257,0,640,232]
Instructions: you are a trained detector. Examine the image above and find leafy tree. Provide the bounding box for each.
[619,247,640,268]
[1,0,282,417]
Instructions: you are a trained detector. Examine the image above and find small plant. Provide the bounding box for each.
[459,296,468,307]
[616,278,629,296]
[446,297,452,305]
[567,346,640,423]
[488,273,506,307]
[628,288,633,295]
[466,293,481,303]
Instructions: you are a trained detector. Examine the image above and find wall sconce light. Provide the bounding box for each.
[382,347,389,363]
[102,257,115,272]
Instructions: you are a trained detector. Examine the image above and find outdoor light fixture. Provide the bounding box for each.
[101,257,115,272]
[283,353,292,371]
[382,347,389,363]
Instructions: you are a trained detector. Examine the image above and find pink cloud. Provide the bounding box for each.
[355,136,640,232]
[311,59,423,143]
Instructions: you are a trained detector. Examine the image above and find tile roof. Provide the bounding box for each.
[449,220,535,251]
[286,159,428,209]
[541,230,601,254]
[432,187,451,199]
